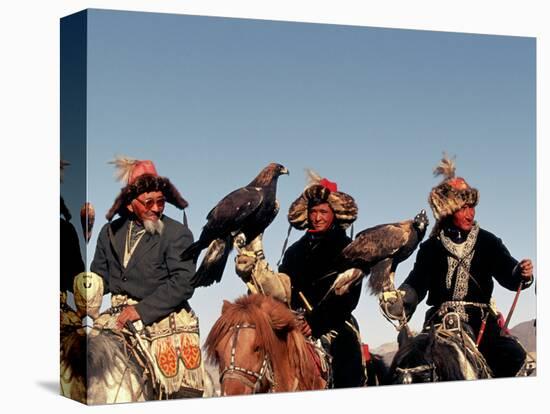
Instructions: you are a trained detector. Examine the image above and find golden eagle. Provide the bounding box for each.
[333,209,429,295]
[182,163,289,287]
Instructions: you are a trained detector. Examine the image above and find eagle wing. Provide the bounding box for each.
[343,222,410,265]
[204,187,264,234]
[181,187,264,262]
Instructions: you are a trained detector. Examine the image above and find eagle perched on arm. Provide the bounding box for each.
[181,163,289,287]
[333,209,429,295]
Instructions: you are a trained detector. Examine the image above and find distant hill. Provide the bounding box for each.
[371,341,398,366]
[510,318,536,352]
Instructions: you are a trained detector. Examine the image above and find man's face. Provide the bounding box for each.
[452,204,475,232]
[308,202,335,232]
[127,191,165,223]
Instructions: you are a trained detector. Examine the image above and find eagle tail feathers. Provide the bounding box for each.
[181,240,204,262]
[190,237,233,287]
[368,259,393,295]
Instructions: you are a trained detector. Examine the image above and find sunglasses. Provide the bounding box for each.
[134,197,166,210]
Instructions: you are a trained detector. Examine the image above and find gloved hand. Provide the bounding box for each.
[115,305,141,330]
[379,290,406,320]
[235,253,257,282]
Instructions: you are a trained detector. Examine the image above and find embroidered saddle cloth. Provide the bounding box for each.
[94,295,205,397]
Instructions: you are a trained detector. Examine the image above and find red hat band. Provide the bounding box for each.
[319,178,338,192]
[129,160,158,184]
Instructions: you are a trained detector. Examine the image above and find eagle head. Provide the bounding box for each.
[413,209,429,237]
[270,163,289,177]
[249,163,289,187]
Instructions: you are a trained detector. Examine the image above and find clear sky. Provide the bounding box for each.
[62,9,536,348]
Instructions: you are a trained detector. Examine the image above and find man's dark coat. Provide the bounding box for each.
[402,227,533,377]
[91,215,196,326]
[279,227,365,388]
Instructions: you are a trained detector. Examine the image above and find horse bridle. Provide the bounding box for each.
[219,323,275,393]
[395,364,439,383]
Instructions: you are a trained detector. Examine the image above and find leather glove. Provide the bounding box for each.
[115,305,141,330]
[379,290,406,320]
[235,253,257,282]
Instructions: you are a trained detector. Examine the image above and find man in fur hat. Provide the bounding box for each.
[388,155,533,378]
[236,172,366,388]
[91,157,204,397]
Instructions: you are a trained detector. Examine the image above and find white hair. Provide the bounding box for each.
[143,218,164,235]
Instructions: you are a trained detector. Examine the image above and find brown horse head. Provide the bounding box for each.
[205,294,326,395]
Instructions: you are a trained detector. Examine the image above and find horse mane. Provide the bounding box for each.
[429,335,471,381]
[390,331,468,382]
[88,331,142,384]
[60,329,88,387]
[205,294,319,391]
[61,329,143,390]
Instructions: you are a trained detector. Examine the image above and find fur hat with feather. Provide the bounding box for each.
[288,169,358,230]
[106,155,188,221]
[428,153,479,235]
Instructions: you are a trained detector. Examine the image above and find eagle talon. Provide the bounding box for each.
[234,233,247,249]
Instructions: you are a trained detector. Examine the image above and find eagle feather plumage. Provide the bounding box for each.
[334,209,429,295]
[181,163,288,287]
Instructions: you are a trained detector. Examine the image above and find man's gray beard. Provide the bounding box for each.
[143,218,164,235]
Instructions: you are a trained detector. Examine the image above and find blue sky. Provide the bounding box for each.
[61,9,536,348]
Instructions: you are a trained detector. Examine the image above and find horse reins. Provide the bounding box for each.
[219,323,275,393]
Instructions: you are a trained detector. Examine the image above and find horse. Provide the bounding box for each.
[60,325,151,404]
[61,319,219,403]
[61,302,215,403]
[365,352,390,386]
[205,294,328,395]
[387,325,492,384]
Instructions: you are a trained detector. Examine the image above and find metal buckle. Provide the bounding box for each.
[442,312,461,332]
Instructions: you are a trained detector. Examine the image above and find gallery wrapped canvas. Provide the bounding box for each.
[60,8,536,405]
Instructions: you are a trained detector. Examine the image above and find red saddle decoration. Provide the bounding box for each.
[156,340,179,377]
[362,343,372,364]
[179,334,201,370]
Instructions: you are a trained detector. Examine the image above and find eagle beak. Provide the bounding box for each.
[280,167,289,176]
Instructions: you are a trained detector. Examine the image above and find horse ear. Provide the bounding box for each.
[221,300,232,314]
